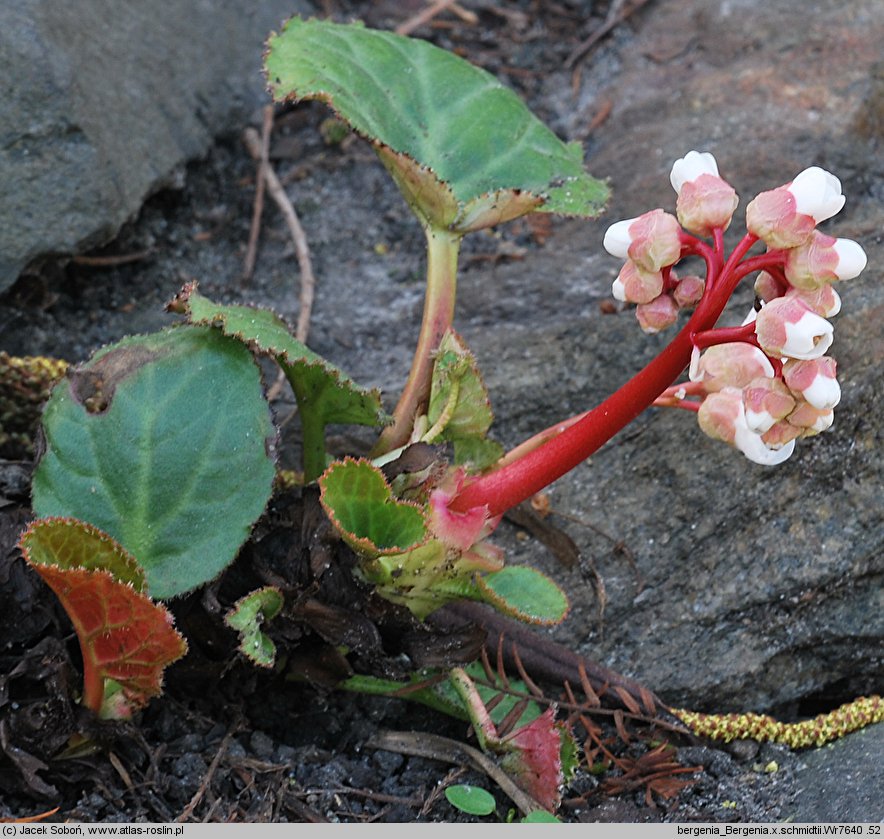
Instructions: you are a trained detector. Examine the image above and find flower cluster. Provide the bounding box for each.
[603,151,867,465]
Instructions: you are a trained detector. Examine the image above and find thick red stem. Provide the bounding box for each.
[450,234,770,516]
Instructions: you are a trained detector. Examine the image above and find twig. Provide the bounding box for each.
[565,0,653,70]
[243,127,316,345]
[242,106,274,283]
[175,724,236,822]
[396,0,478,36]
[366,729,542,816]
[71,250,152,267]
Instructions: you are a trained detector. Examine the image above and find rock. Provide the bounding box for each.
[792,723,884,822]
[0,0,310,292]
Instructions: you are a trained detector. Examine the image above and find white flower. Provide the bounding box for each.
[832,238,867,280]
[801,375,841,411]
[782,312,834,359]
[788,166,845,223]
[670,150,719,193]
[734,419,796,465]
[603,217,637,259]
[754,297,834,360]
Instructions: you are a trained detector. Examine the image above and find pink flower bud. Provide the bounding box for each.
[697,388,742,445]
[787,402,834,436]
[612,260,664,304]
[746,188,816,249]
[742,377,796,433]
[754,297,833,360]
[635,293,678,333]
[784,231,868,289]
[746,167,845,249]
[676,175,739,236]
[604,209,683,273]
[785,285,841,318]
[690,343,775,391]
[782,357,840,410]
[698,387,796,465]
[672,274,706,309]
[754,271,785,304]
[761,420,803,448]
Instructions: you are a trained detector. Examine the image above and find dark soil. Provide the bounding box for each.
[1,0,879,823]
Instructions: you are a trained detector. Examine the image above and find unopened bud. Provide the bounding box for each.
[754,297,833,360]
[782,357,840,410]
[742,377,796,433]
[754,271,785,304]
[622,209,683,273]
[784,232,867,289]
[612,260,664,304]
[635,293,678,333]
[672,274,705,309]
[690,343,775,391]
[787,402,835,436]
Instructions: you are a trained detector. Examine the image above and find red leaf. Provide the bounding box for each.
[20,518,187,717]
[499,708,564,811]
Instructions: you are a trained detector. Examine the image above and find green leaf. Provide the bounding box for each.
[169,283,388,482]
[445,785,496,816]
[522,810,562,823]
[319,458,427,555]
[475,566,569,625]
[225,586,285,668]
[424,330,503,470]
[32,327,276,600]
[170,283,386,429]
[265,18,609,233]
[340,661,543,730]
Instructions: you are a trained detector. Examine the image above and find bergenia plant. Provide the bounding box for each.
[17,16,869,801]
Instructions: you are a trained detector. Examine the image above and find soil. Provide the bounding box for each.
[1,0,881,824]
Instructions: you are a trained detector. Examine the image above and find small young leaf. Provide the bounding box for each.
[20,518,187,718]
[265,18,609,233]
[31,326,276,600]
[521,810,562,823]
[474,566,569,625]
[424,332,504,471]
[319,458,428,556]
[445,784,496,816]
[225,586,285,668]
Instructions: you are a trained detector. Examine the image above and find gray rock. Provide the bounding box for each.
[0,0,310,292]
[792,723,884,822]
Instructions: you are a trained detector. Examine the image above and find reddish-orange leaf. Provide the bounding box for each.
[20,518,187,717]
[499,708,564,811]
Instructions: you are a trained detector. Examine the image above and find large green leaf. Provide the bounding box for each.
[265,18,609,232]
[32,327,276,600]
